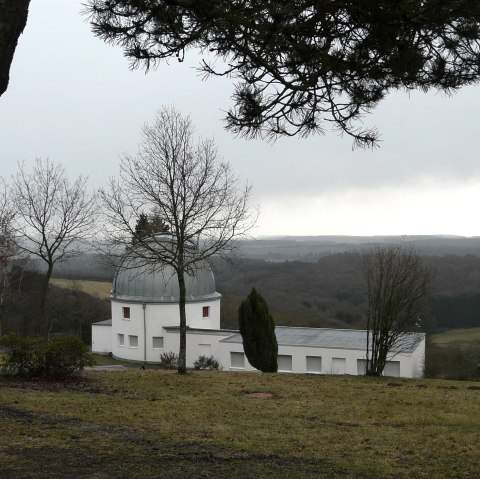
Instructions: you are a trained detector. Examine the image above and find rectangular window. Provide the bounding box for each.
[384,361,401,377]
[118,334,124,347]
[152,336,164,349]
[122,307,130,319]
[129,335,138,348]
[230,352,245,369]
[357,359,367,375]
[306,356,322,373]
[331,357,346,375]
[202,306,210,318]
[278,354,293,372]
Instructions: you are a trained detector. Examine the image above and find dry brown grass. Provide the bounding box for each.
[1,370,479,478]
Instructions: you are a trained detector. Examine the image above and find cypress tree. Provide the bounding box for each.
[238,288,278,373]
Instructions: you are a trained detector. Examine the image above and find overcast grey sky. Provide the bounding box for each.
[1,0,480,237]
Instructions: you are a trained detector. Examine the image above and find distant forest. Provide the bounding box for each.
[215,253,480,333]
[46,235,480,334]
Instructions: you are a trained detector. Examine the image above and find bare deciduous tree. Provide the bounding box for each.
[362,245,432,376]
[11,159,97,332]
[100,106,255,374]
[0,178,18,336]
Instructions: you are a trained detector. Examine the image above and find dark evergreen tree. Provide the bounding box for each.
[238,288,278,373]
[132,211,169,245]
[86,0,480,147]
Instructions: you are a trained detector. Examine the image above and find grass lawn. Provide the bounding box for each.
[1,370,479,478]
[50,279,111,299]
[430,327,480,347]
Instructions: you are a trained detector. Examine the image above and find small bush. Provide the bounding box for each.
[194,355,221,371]
[160,351,179,369]
[0,333,94,380]
[42,335,94,379]
[0,334,43,377]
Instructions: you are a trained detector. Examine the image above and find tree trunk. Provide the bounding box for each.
[39,262,53,335]
[0,0,31,97]
[177,268,187,374]
[365,310,371,375]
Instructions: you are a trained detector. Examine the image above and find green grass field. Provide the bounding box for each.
[430,327,480,347]
[51,278,112,299]
[1,370,479,478]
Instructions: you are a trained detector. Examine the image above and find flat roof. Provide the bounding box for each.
[221,326,424,353]
[92,319,112,326]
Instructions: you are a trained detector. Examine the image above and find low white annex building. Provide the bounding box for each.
[92,256,425,378]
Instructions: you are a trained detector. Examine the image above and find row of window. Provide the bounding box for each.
[122,306,210,319]
[114,338,400,376]
[118,334,164,349]
[230,352,321,372]
[230,353,400,376]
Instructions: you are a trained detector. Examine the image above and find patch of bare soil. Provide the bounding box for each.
[244,391,274,399]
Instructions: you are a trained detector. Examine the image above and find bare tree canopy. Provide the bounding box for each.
[0,0,31,97]
[101,106,255,373]
[11,158,97,330]
[362,245,432,376]
[85,0,480,147]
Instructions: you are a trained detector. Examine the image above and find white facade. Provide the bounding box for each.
[110,298,220,363]
[93,319,425,378]
[91,320,112,354]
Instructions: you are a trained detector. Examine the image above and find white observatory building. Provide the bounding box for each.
[92,250,425,378]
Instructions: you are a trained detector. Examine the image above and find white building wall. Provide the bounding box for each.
[163,329,233,368]
[91,324,112,354]
[110,298,221,363]
[95,299,425,378]
[217,341,423,378]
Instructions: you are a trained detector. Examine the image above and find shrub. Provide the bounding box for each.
[194,355,221,370]
[0,334,43,377]
[0,333,94,379]
[159,351,179,369]
[42,335,94,379]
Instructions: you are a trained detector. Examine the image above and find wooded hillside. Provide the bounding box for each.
[45,236,480,334]
[215,253,480,333]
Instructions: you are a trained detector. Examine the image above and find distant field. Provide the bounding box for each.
[431,327,480,347]
[51,278,111,299]
[432,328,480,345]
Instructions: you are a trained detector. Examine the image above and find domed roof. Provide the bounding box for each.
[111,251,221,303]
[112,259,220,303]
[111,234,221,303]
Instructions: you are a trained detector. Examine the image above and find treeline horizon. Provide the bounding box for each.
[46,247,480,334]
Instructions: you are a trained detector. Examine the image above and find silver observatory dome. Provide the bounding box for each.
[111,236,221,303]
